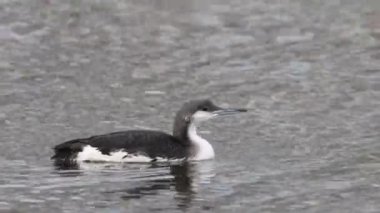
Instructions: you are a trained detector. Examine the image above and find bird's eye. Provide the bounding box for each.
[201,107,208,111]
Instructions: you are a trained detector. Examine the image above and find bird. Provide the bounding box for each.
[52,99,247,164]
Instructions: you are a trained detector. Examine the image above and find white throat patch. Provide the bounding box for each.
[188,112,215,160]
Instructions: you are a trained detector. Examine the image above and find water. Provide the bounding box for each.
[0,0,380,212]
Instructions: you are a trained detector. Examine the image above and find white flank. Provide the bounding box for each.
[77,145,153,163]
[77,110,217,162]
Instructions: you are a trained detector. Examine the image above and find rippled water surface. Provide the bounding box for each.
[1,0,380,212]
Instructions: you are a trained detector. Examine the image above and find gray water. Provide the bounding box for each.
[0,0,380,212]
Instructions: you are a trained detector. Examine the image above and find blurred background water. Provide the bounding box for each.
[0,0,380,212]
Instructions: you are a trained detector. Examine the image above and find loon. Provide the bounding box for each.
[52,99,247,164]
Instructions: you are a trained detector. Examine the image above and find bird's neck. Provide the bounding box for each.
[173,118,215,160]
[172,119,190,145]
[187,123,215,160]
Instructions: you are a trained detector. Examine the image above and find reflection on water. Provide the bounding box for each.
[115,163,195,209]
[1,0,379,211]
[53,161,215,210]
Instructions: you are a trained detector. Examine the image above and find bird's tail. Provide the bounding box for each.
[51,139,87,160]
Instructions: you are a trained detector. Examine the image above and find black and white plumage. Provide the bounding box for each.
[52,99,246,164]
